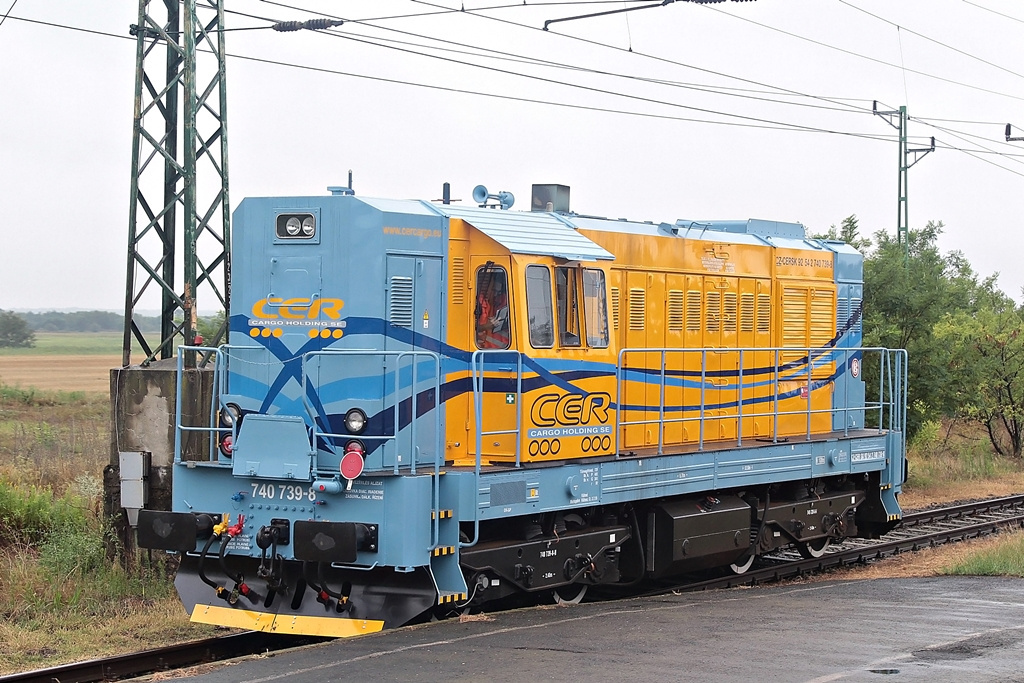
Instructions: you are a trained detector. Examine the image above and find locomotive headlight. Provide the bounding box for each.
[301,216,316,236]
[220,402,241,428]
[276,213,317,239]
[344,408,367,434]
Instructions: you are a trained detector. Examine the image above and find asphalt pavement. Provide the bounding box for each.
[176,577,1024,682]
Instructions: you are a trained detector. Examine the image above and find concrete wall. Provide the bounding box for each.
[104,361,214,541]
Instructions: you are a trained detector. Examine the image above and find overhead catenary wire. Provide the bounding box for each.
[404,0,886,113]
[696,1,1024,103]
[838,0,1024,82]
[226,3,900,137]
[935,139,1024,178]
[245,0,880,118]
[237,7,1024,163]
[4,8,1024,171]
[912,118,1024,155]
[0,11,904,143]
[961,0,1024,26]
[339,0,659,23]
[0,0,19,29]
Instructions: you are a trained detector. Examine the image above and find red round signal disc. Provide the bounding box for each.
[340,450,364,480]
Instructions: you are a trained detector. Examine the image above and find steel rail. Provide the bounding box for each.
[0,632,330,683]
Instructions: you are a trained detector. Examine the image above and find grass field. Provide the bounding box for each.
[0,333,140,394]
[0,356,118,394]
[0,332,125,356]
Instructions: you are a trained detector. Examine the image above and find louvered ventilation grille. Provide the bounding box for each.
[611,287,620,331]
[852,298,863,334]
[451,257,465,305]
[782,287,807,347]
[629,288,646,331]
[706,291,721,333]
[837,298,849,335]
[723,292,737,333]
[740,293,754,333]
[810,290,834,347]
[757,293,771,334]
[686,291,702,332]
[390,276,414,327]
[667,290,684,332]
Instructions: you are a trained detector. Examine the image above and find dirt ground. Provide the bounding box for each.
[0,355,119,394]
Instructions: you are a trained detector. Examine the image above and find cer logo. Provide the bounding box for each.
[251,297,344,320]
[530,392,611,427]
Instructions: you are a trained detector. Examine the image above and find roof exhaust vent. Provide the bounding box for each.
[531,184,570,213]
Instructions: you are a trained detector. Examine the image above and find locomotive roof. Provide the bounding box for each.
[425,203,615,262]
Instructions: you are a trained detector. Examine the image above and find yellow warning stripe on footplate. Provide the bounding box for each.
[191,604,384,638]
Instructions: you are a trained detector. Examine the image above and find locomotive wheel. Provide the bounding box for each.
[798,537,830,559]
[729,552,755,575]
[553,584,588,605]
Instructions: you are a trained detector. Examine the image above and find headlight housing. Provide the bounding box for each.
[220,403,241,428]
[276,213,316,239]
[344,408,367,434]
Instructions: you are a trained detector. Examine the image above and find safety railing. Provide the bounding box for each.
[173,343,291,465]
[300,349,444,549]
[175,344,446,549]
[614,346,907,457]
[174,345,225,464]
[299,349,443,476]
[463,349,524,547]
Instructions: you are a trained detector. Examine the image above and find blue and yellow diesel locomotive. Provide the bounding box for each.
[137,184,907,637]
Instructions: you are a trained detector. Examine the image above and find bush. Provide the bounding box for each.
[904,420,1013,491]
[0,481,89,547]
[942,530,1024,577]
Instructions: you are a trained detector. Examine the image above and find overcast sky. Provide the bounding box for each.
[1,0,1022,311]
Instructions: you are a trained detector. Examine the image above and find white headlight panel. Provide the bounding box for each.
[276,213,317,239]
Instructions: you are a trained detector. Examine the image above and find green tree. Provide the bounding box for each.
[862,221,987,438]
[935,299,1024,458]
[813,214,872,252]
[196,312,227,347]
[0,310,36,348]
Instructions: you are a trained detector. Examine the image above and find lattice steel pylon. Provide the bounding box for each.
[872,102,934,258]
[123,0,230,367]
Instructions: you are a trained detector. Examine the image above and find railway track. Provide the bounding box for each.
[5,494,1024,683]
[0,632,331,683]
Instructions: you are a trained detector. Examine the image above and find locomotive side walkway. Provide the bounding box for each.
[180,577,1024,683]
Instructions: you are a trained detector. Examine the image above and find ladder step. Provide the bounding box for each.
[432,545,456,557]
[437,592,467,605]
[432,509,454,520]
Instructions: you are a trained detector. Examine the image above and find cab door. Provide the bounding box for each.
[382,254,443,469]
[469,257,517,462]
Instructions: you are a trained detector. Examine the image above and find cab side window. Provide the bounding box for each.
[475,266,510,349]
[583,268,609,348]
[526,265,554,348]
[555,266,581,347]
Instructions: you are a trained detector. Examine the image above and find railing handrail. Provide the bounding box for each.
[615,345,907,457]
[464,349,524,548]
[298,348,444,549]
